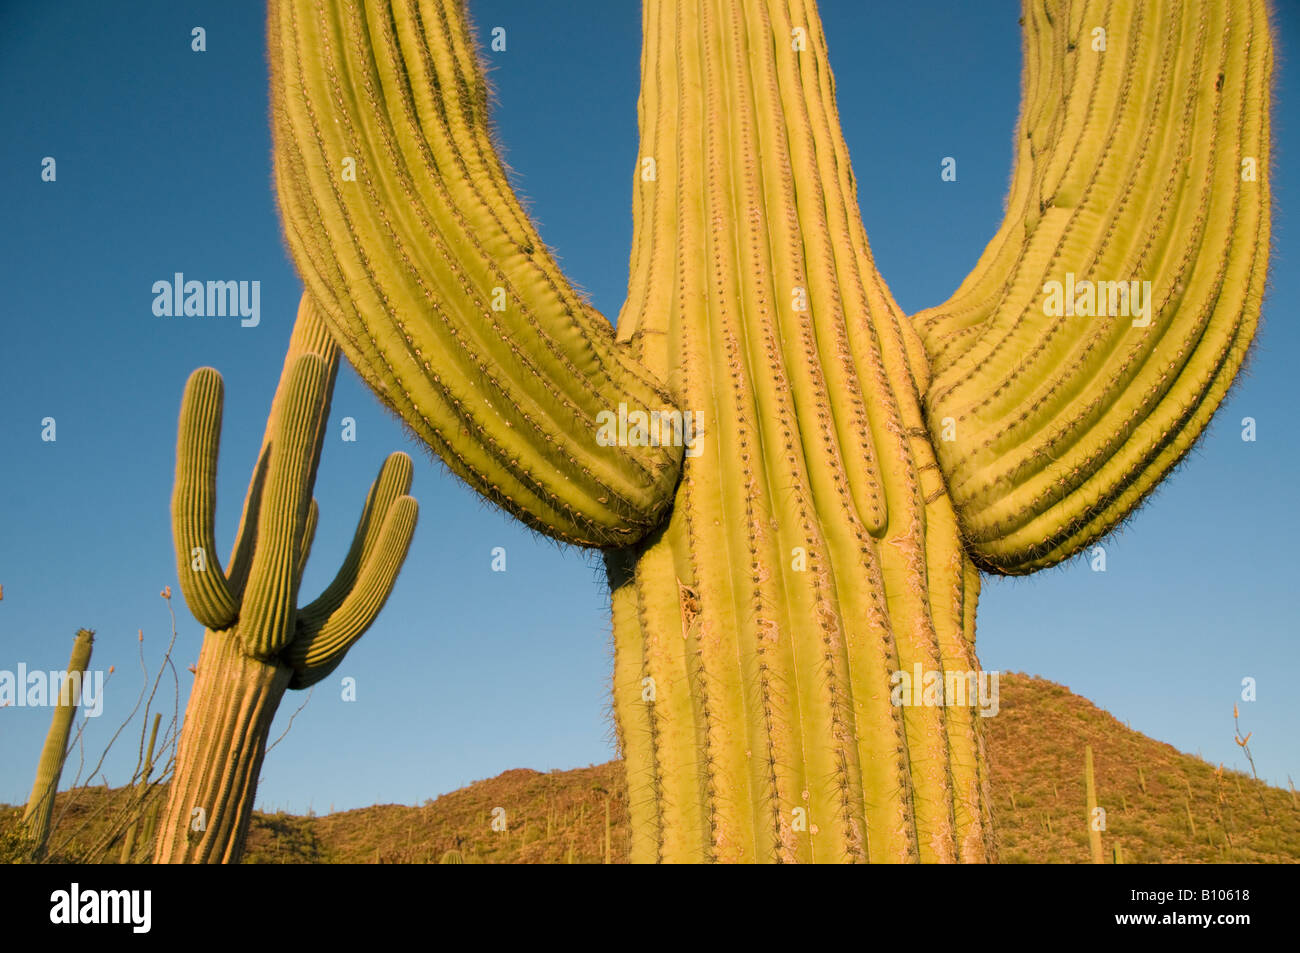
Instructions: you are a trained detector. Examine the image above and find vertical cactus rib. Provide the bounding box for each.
[911,0,1273,573]
[172,369,239,629]
[269,0,684,547]
[22,629,94,858]
[605,548,663,863]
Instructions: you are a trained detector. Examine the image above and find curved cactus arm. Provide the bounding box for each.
[909,0,1272,574]
[268,0,683,548]
[285,494,419,688]
[172,369,239,630]
[298,451,413,628]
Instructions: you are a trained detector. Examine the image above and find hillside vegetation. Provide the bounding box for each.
[4,674,1296,863]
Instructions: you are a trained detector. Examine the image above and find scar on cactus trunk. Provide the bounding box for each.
[155,296,418,863]
[269,0,1271,861]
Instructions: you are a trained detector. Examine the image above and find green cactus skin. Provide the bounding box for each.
[269,0,1272,862]
[1085,745,1104,864]
[22,628,94,859]
[119,711,162,864]
[155,296,418,864]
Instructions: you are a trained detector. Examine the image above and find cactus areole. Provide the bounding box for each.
[269,0,1271,862]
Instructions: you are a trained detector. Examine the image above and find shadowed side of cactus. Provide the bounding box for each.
[269,0,1271,862]
[22,628,94,859]
[154,296,419,863]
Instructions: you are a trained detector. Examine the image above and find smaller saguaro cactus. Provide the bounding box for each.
[22,628,94,859]
[155,296,418,863]
[439,849,465,864]
[1084,745,1104,865]
[118,711,162,864]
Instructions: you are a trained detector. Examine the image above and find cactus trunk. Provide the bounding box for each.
[597,0,992,863]
[154,632,291,863]
[22,628,94,858]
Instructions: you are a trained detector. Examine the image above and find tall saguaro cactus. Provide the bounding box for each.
[22,628,94,859]
[155,296,418,863]
[269,0,1271,862]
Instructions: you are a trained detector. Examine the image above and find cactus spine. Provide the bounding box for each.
[1085,745,1104,864]
[22,628,94,859]
[155,297,418,863]
[269,0,1272,862]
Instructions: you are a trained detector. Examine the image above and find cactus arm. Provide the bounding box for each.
[286,493,418,688]
[226,295,340,597]
[298,451,413,625]
[910,0,1272,573]
[268,0,684,548]
[172,370,240,630]
[240,355,331,659]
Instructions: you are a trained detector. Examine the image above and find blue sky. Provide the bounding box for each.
[1,1,1296,814]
